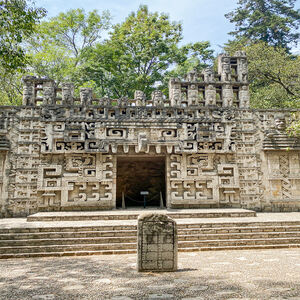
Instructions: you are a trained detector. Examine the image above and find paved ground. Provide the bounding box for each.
[0,248,299,300]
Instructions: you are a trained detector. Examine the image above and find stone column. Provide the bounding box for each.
[188,84,198,106]
[151,90,163,106]
[239,85,250,108]
[42,80,56,105]
[62,83,74,106]
[22,76,36,106]
[205,84,216,106]
[0,151,9,217]
[134,90,146,106]
[236,51,248,83]
[218,54,231,82]
[222,84,233,107]
[80,87,93,106]
[137,213,177,272]
[169,78,181,106]
[203,67,215,82]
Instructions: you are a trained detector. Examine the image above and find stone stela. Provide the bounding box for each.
[0,51,300,217]
[137,213,178,272]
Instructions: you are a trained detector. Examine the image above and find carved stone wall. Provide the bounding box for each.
[262,151,300,211]
[37,153,115,211]
[0,52,300,216]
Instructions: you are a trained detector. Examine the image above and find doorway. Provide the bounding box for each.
[116,156,166,208]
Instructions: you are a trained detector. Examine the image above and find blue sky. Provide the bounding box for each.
[35,0,300,54]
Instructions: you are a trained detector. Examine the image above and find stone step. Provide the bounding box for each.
[0,225,137,234]
[0,243,137,254]
[179,231,300,241]
[3,221,300,235]
[2,220,300,235]
[26,209,256,222]
[2,223,300,237]
[178,237,300,248]
[2,225,299,241]
[178,225,300,235]
[0,230,137,240]
[1,215,300,258]
[1,235,300,254]
[2,230,300,247]
[178,244,300,252]
[0,236,137,246]
[1,241,300,259]
[1,243,300,259]
[177,221,300,229]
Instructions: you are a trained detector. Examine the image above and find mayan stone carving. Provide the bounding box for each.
[137,213,177,272]
[0,52,300,217]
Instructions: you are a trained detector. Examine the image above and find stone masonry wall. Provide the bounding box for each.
[0,52,300,216]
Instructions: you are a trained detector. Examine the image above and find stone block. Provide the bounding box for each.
[137,213,177,272]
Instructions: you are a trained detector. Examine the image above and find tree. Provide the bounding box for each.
[287,112,300,137]
[225,0,300,50]
[0,0,46,72]
[37,8,110,64]
[225,41,300,108]
[165,41,214,77]
[81,5,214,98]
[161,41,214,95]
[82,5,182,98]
[0,66,23,105]
[26,8,111,84]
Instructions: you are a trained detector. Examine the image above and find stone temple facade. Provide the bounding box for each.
[0,52,300,217]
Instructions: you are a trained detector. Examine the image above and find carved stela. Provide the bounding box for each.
[0,52,299,217]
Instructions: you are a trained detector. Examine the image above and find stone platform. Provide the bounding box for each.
[1,211,300,259]
[26,208,256,222]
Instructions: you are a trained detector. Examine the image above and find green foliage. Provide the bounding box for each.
[0,0,45,105]
[225,41,300,108]
[26,8,111,84]
[224,0,300,123]
[0,0,46,72]
[161,41,214,95]
[27,39,74,85]
[81,5,183,98]
[81,5,214,98]
[225,0,300,51]
[1,5,212,101]
[0,67,23,105]
[248,43,300,108]
[166,41,214,77]
[37,8,111,60]
[287,112,300,137]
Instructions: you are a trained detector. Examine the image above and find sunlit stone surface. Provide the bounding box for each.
[0,52,300,217]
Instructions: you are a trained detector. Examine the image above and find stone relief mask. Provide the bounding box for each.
[274,116,287,131]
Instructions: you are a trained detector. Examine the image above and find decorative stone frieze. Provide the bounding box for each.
[0,53,300,216]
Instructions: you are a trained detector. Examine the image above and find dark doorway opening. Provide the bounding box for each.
[116,156,166,208]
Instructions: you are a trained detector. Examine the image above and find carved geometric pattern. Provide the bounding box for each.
[279,154,292,199]
[1,53,300,216]
[169,154,239,206]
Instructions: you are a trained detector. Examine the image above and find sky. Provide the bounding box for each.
[34,0,300,54]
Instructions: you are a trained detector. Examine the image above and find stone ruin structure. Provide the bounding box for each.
[0,52,300,217]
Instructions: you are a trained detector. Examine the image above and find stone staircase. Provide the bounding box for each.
[0,225,137,258]
[177,221,300,251]
[1,210,300,258]
[26,208,256,222]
